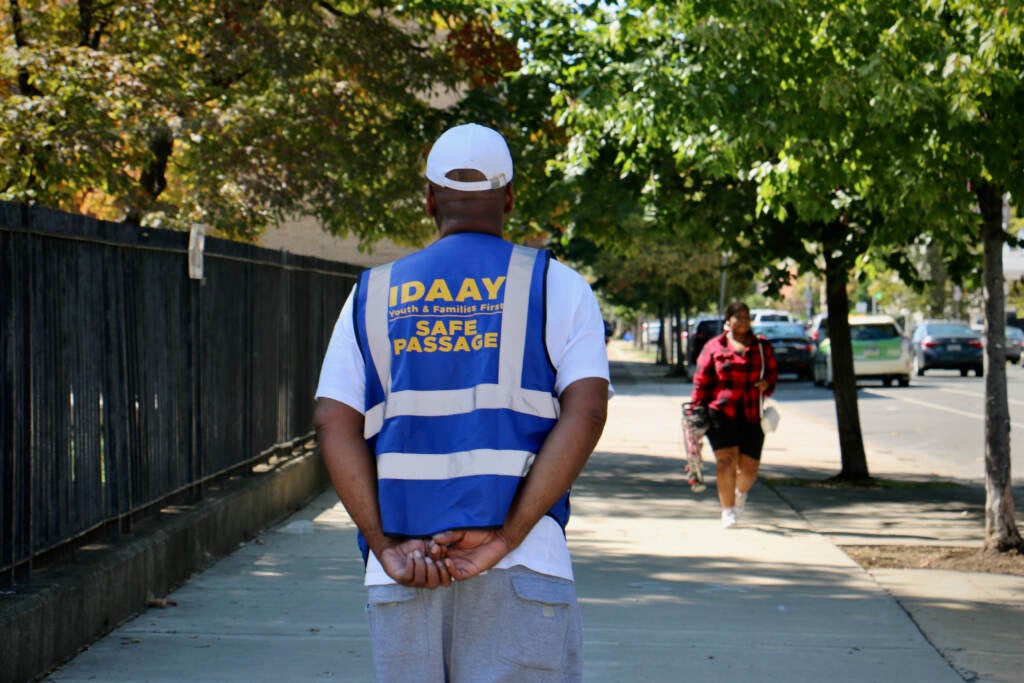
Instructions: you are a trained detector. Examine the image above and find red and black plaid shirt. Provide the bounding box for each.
[691,333,779,423]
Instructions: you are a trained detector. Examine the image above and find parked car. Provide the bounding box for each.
[686,316,724,364]
[813,314,911,387]
[750,308,794,324]
[754,322,815,380]
[910,320,983,377]
[641,320,661,348]
[1007,326,1024,364]
[806,313,829,346]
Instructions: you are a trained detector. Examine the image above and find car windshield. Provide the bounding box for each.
[851,323,900,341]
[927,323,974,336]
[1008,327,1024,340]
[755,323,806,337]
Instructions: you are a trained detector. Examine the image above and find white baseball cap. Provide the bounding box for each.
[426,123,514,191]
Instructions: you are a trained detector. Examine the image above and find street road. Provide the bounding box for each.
[773,365,1024,484]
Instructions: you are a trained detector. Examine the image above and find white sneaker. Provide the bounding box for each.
[721,508,738,528]
[734,490,748,519]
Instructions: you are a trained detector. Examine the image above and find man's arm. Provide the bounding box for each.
[432,377,609,579]
[313,397,451,588]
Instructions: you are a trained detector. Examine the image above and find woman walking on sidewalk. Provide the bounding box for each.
[691,301,778,528]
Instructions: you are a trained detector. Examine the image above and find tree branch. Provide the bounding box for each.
[8,0,42,95]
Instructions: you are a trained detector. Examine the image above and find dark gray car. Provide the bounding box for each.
[686,316,724,364]
[910,320,983,377]
[754,322,815,380]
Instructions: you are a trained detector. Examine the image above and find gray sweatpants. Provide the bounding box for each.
[366,566,583,682]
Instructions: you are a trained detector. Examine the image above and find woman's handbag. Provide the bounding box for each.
[758,341,780,433]
[760,398,781,433]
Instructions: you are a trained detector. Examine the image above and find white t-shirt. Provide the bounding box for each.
[315,257,612,585]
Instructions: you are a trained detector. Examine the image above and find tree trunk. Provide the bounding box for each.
[824,228,870,481]
[673,308,682,366]
[669,307,689,378]
[656,307,667,365]
[126,124,174,224]
[9,0,41,96]
[924,242,949,318]
[976,181,1024,552]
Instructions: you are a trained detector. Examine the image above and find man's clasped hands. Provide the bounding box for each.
[376,528,515,588]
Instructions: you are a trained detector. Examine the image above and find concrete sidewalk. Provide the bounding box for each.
[41,354,1023,682]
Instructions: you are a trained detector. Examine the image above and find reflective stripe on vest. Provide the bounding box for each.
[377,448,535,480]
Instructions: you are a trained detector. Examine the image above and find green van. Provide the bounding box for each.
[812,315,911,387]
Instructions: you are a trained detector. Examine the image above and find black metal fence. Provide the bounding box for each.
[1,202,360,582]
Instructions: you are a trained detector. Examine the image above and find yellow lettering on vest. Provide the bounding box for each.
[455,278,483,302]
[471,335,483,350]
[425,279,453,302]
[438,336,453,352]
[430,320,447,336]
[453,337,471,352]
[423,336,437,352]
[401,281,425,303]
[416,320,430,336]
[389,286,398,307]
[448,319,463,334]
[393,338,407,355]
[406,337,423,352]
[484,333,498,348]
[481,277,505,300]
[464,319,477,335]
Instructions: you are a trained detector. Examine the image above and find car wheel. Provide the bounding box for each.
[883,377,893,387]
[960,368,969,377]
[914,354,925,376]
[898,376,910,387]
[975,365,984,377]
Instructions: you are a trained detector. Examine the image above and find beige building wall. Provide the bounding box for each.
[258,216,419,267]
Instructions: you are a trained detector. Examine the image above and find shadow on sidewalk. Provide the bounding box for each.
[609,359,690,393]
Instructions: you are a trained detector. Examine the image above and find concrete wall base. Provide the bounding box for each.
[0,451,330,683]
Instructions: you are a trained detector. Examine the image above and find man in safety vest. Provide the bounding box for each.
[313,123,610,681]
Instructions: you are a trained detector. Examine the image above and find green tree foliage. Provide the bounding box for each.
[922,1,1024,551]
[497,0,1021,550]
[498,1,904,477]
[850,0,1024,551]
[491,3,756,318]
[0,1,501,243]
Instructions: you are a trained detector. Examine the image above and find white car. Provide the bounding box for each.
[751,308,793,324]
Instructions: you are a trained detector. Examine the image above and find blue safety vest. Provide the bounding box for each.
[353,233,568,557]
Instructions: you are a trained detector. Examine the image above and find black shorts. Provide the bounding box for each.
[706,410,765,460]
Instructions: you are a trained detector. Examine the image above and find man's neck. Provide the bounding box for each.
[439,223,503,238]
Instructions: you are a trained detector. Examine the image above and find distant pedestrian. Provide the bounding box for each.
[691,301,778,528]
[313,123,611,681]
